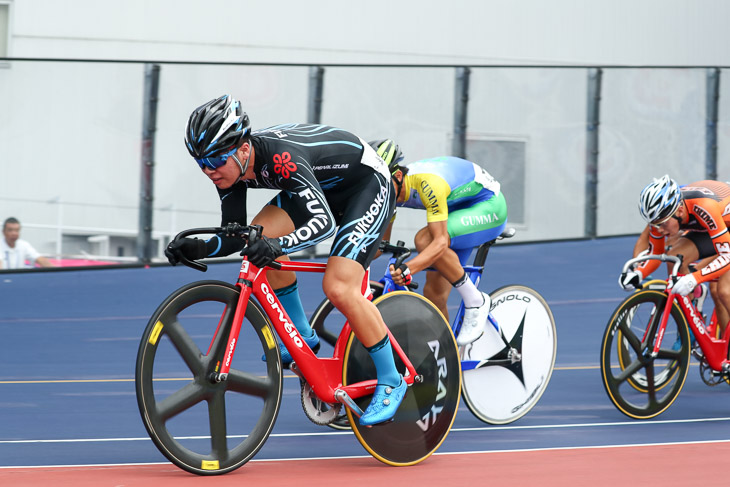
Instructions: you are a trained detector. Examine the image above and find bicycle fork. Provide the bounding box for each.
[650,290,683,357]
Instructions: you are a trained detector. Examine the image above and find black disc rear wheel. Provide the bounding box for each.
[343,291,460,465]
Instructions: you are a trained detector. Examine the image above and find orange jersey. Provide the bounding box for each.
[639,180,730,283]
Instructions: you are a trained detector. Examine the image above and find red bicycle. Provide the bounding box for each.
[135,225,461,475]
[601,253,730,419]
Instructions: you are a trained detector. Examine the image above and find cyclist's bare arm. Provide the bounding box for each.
[375,219,395,260]
[391,220,460,285]
[633,226,651,258]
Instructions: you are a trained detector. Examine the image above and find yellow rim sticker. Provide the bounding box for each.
[201,460,219,470]
[148,321,164,345]
[262,327,275,350]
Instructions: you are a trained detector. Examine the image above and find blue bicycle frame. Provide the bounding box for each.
[378,253,502,372]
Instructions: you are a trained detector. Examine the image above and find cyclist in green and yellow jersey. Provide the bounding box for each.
[371,140,508,346]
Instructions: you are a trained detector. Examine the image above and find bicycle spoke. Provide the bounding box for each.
[645,362,658,404]
[136,282,283,475]
[208,390,229,460]
[616,318,643,354]
[614,358,645,384]
[225,369,273,398]
[640,299,665,350]
[601,288,689,419]
[165,318,206,375]
[656,348,682,361]
[156,381,207,421]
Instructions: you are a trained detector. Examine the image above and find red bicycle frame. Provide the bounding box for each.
[653,289,730,371]
[213,257,419,409]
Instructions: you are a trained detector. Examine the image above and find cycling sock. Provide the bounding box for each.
[274,281,314,338]
[452,271,484,308]
[366,335,401,387]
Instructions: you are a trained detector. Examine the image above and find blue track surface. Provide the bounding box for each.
[1,235,729,467]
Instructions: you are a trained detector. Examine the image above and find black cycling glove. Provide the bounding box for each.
[165,238,208,266]
[241,234,283,268]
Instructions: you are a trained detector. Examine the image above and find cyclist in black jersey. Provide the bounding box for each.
[165,95,404,426]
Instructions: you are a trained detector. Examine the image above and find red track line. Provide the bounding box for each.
[2,442,728,486]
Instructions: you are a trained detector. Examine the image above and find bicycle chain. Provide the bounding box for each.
[698,357,726,386]
[300,379,343,425]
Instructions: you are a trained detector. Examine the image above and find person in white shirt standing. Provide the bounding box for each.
[1,217,53,269]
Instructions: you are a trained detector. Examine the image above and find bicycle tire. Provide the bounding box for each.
[600,289,690,419]
[135,281,283,475]
[343,291,460,466]
[620,278,681,391]
[310,281,384,348]
[641,279,668,291]
[460,285,557,424]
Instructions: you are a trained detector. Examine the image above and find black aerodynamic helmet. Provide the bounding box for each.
[184,94,251,169]
[369,139,404,175]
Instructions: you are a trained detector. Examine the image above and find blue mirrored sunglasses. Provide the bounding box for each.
[195,146,238,170]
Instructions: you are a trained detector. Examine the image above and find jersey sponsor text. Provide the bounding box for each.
[460,213,500,227]
[280,188,330,247]
[347,185,388,248]
[693,204,717,230]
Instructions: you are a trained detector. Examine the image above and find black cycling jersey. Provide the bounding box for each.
[205,123,394,267]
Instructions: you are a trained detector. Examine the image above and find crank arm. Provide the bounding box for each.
[334,389,364,418]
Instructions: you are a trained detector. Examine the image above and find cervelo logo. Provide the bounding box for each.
[347,185,388,247]
[681,295,706,335]
[461,213,500,226]
[693,204,717,230]
[224,338,237,367]
[260,283,303,348]
[281,188,329,247]
[273,152,297,178]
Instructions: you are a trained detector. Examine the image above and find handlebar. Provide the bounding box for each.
[170,224,282,273]
[170,227,222,272]
[622,253,683,278]
[378,240,419,290]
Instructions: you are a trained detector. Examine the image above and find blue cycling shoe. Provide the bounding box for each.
[359,376,407,426]
[672,328,696,352]
[262,329,320,367]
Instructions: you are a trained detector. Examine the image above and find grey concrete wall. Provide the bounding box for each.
[2,0,729,258]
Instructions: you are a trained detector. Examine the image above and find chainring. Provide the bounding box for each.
[300,380,342,425]
[699,358,725,386]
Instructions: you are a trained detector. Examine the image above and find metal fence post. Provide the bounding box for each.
[452,67,470,158]
[585,67,602,238]
[138,63,160,264]
[706,67,720,181]
[306,66,325,256]
[308,66,325,124]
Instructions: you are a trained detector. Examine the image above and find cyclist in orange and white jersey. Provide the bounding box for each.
[620,176,730,334]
